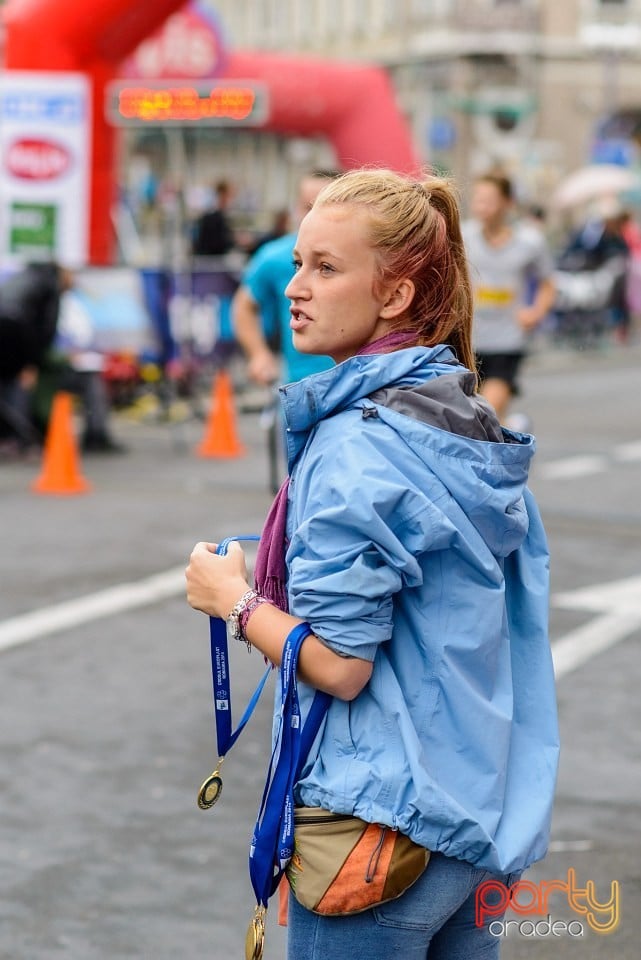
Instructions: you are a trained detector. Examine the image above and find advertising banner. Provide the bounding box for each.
[0,71,91,269]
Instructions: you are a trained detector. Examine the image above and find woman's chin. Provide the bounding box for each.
[292,333,319,355]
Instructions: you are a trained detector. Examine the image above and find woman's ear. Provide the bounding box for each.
[380,278,415,319]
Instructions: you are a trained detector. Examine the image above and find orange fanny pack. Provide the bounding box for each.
[286,806,431,916]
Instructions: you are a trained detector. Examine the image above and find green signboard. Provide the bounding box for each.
[9,202,57,255]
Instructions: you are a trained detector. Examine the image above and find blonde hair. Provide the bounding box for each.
[314,168,475,376]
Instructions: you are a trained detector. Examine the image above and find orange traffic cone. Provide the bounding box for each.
[31,392,92,495]
[195,370,246,458]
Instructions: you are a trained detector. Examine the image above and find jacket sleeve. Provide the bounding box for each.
[286,414,430,660]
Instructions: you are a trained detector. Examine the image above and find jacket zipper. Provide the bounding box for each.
[294,813,354,825]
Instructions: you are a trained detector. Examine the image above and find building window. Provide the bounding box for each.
[409,0,434,13]
[322,0,344,38]
[345,0,372,39]
[383,0,397,25]
[595,0,630,15]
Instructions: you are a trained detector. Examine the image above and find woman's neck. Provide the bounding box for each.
[358,329,417,355]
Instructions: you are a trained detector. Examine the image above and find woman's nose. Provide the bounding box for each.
[285,271,305,299]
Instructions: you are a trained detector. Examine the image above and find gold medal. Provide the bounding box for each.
[197,757,224,809]
[244,905,266,960]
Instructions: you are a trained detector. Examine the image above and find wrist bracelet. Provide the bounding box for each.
[227,590,270,652]
[239,594,271,643]
[227,590,257,648]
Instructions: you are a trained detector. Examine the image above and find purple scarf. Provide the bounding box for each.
[253,331,416,612]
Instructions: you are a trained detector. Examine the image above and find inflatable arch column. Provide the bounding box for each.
[2,0,188,264]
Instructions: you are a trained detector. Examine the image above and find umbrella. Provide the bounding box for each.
[552,164,640,209]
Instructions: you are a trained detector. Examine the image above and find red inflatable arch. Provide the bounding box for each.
[2,0,420,264]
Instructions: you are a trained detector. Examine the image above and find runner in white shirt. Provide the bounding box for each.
[462,174,556,424]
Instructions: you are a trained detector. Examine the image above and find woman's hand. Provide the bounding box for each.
[185,541,250,619]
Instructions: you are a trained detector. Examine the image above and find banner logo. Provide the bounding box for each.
[6,138,71,181]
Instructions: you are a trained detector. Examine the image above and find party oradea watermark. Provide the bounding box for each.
[476,868,620,939]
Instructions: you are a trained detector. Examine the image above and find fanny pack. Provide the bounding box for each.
[286,806,430,916]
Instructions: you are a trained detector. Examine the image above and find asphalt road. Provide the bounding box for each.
[1,335,640,959]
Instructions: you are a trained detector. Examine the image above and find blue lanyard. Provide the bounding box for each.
[198,535,268,810]
[209,537,268,757]
[197,535,332,913]
[209,612,272,753]
[210,536,267,753]
[249,622,331,908]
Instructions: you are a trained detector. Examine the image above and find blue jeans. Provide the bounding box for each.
[287,852,520,960]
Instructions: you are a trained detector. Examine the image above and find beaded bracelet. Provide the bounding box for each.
[239,594,271,647]
[227,590,257,645]
[226,589,271,652]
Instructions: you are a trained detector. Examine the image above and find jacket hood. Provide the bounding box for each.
[280,345,536,558]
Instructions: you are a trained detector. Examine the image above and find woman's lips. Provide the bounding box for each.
[290,310,312,331]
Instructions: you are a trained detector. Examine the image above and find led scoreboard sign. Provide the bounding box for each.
[106,80,268,126]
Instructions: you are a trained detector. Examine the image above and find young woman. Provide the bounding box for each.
[186,169,559,959]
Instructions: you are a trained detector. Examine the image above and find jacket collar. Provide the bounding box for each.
[279,344,461,467]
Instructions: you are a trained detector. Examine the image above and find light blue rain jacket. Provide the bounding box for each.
[278,344,559,875]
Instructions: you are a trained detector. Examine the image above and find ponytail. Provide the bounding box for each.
[424,179,475,375]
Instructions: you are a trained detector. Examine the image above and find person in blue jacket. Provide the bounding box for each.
[186,168,559,959]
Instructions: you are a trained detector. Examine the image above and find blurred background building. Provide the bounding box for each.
[112,0,641,262]
[3,0,641,265]
[208,0,641,202]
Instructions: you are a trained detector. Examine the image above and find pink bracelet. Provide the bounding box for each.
[239,594,271,645]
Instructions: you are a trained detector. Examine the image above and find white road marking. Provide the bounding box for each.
[551,610,639,679]
[613,440,641,462]
[538,455,608,480]
[554,573,641,612]
[551,574,641,679]
[0,566,187,653]
[538,438,641,480]
[1,566,638,687]
[0,545,260,654]
[547,840,593,853]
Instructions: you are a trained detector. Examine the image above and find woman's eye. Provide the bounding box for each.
[292,259,301,272]
[319,262,334,274]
